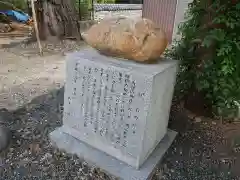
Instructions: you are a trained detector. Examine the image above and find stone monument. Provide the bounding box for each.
[50,47,178,180]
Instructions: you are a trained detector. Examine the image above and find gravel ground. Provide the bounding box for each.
[1,87,240,180]
[0,87,115,180]
[1,39,240,180]
[158,108,240,180]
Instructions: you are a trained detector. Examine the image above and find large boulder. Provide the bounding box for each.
[81,17,168,63]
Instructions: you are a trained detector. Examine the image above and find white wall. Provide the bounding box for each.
[172,0,193,41]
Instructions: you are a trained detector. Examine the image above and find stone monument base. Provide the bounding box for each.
[50,127,177,180]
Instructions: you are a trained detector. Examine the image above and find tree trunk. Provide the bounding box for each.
[34,0,81,40]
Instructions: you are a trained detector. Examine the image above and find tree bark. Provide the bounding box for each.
[35,0,81,40]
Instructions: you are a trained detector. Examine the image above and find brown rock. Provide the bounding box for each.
[82,17,168,63]
[0,23,12,33]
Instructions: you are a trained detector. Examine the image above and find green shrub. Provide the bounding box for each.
[75,0,92,20]
[167,0,240,118]
[11,0,27,11]
[0,0,27,11]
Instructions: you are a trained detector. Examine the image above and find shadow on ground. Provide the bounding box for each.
[0,87,240,180]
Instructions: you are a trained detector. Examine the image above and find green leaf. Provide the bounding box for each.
[235,42,240,50]
[202,37,213,47]
[210,29,226,41]
[236,3,240,10]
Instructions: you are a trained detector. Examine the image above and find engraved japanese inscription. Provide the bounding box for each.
[64,62,148,154]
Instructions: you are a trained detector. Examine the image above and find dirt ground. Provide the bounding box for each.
[1,38,240,180]
[0,38,85,110]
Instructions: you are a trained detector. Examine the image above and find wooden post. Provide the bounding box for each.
[31,0,43,55]
[78,0,81,20]
[91,0,94,20]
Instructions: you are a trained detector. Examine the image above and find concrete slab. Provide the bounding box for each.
[50,127,177,180]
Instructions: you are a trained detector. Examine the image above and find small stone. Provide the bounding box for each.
[195,117,202,123]
[233,146,240,153]
[212,121,217,125]
[40,153,52,162]
[233,117,240,122]
[186,110,196,120]
[29,143,41,154]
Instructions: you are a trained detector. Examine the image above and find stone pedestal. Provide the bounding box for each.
[50,47,178,179]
